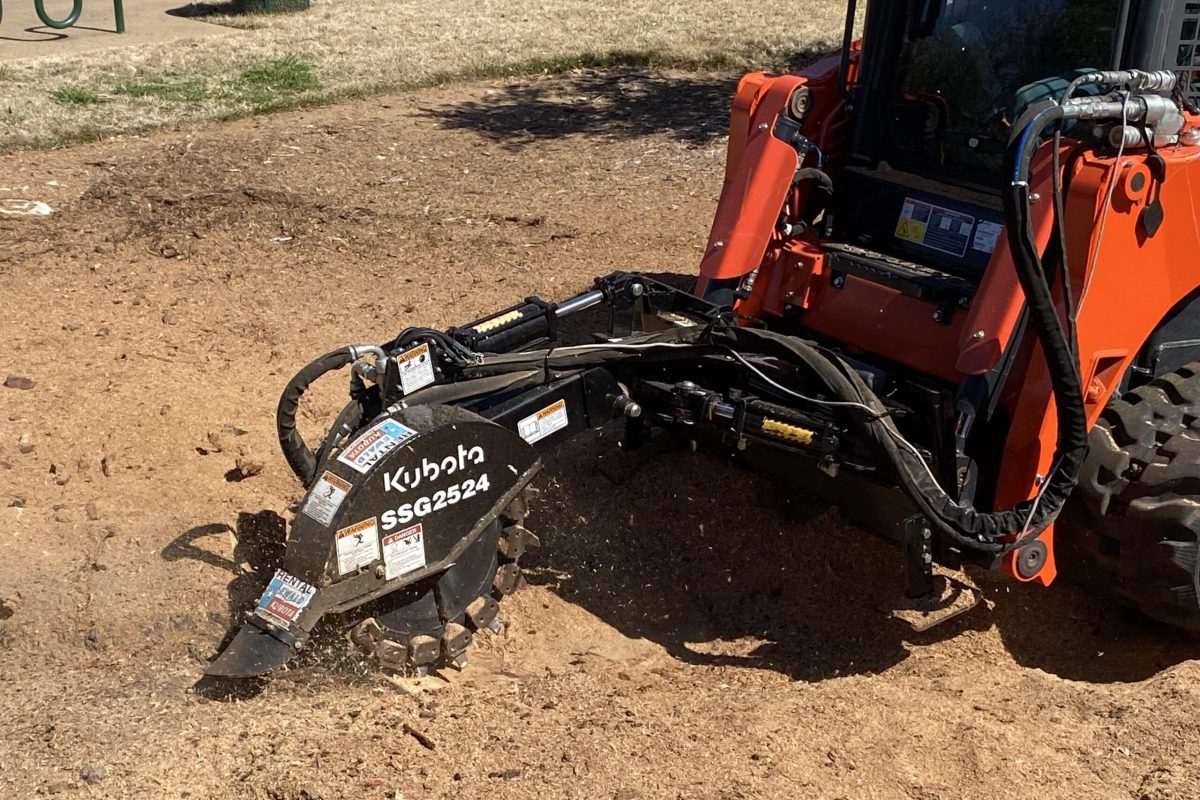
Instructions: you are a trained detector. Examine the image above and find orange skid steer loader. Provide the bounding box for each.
[207,0,1200,678]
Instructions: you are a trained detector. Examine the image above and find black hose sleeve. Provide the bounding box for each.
[276,347,356,487]
[1001,104,1089,536]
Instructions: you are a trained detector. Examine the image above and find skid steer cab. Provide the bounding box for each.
[209,0,1200,678]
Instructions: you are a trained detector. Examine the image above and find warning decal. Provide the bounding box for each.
[302,471,352,526]
[894,198,975,257]
[337,418,417,474]
[971,220,1003,254]
[335,517,380,575]
[254,569,317,630]
[397,342,436,395]
[382,522,427,580]
[517,399,569,444]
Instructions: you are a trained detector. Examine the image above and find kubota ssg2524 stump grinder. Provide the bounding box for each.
[207,0,1200,678]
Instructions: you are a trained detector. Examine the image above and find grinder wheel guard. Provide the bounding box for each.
[206,404,541,678]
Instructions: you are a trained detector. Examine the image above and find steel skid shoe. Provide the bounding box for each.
[888,517,983,633]
[206,404,540,678]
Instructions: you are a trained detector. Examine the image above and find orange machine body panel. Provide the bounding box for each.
[694,54,1200,585]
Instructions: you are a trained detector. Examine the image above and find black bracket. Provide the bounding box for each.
[903,515,936,599]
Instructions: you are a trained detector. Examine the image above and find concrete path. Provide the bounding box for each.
[0,0,234,60]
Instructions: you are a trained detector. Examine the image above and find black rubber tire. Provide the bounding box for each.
[1059,363,1200,632]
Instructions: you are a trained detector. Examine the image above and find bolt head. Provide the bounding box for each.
[713,240,724,249]
[831,275,846,288]
[972,329,985,340]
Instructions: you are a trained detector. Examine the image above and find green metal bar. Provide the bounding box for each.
[113,0,123,32]
[33,0,84,29]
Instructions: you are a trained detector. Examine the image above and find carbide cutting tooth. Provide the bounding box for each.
[451,653,469,671]
[499,524,536,560]
[487,618,502,634]
[493,563,521,595]
[375,639,408,669]
[414,665,429,678]
[465,595,499,630]
[349,617,385,649]
[440,622,472,659]
[408,634,439,667]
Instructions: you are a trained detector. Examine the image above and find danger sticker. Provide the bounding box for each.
[382,522,426,580]
[894,198,975,257]
[254,569,316,629]
[337,418,417,474]
[517,399,569,444]
[397,342,436,395]
[335,517,380,575]
[302,471,352,526]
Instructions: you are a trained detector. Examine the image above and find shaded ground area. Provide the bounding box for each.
[2,70,1200,800]
[426,62,824,147]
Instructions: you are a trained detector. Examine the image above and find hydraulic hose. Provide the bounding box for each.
[277,347,357,487]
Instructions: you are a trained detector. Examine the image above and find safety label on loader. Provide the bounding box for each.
[894,198,974,257]
[517,399,569,444]
[971,220,1003,254]
[397,342,436,395]
[382,522,426,580]
[338,418,417,474]
[254,569,316,630]
[335,517,380,575]
[302,471,352,526]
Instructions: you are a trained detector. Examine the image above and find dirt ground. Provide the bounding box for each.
[2,70,1200,800]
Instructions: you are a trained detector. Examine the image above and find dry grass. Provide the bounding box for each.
[0,0,846,152]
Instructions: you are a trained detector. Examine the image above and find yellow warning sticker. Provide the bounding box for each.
[894,209,928,245]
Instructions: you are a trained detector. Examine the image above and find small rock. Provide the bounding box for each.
[159,405,171,416]
[230,456,264,481]
[100,454,114,477]
[85,501,100,521]
[61,320,81,332]
[53,509,74,524]
[83,627,103,651]
[95,327,110,337]
[79,762,106,784]
[50,464,70,486]
[206,430,230,453]
[41,780,74,795]
[206,425,248,454]
[161,309,178,325]
[18,433,34,454]
[8,497,25,508]
[93,244,110,255]
[488,769,522,780]
[4,374,35,390]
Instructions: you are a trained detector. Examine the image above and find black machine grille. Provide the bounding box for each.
[1173,2,1200,105]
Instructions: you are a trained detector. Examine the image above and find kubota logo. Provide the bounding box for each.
[382,443,485,493]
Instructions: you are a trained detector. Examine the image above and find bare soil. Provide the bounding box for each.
[2,71,1199,800]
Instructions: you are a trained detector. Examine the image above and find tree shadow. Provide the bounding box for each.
[422,63,819,149]
[523,427,1200,685]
